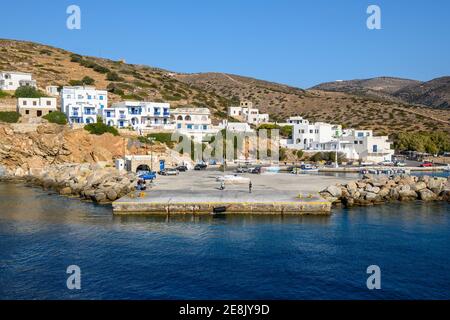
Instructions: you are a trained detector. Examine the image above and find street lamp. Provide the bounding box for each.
[333,130,341,168]
[147,136,156,171]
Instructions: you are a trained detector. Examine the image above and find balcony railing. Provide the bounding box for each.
[119,115,127,119]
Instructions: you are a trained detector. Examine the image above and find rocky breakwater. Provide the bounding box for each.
[26,163,138,203]
[320,174,450,207]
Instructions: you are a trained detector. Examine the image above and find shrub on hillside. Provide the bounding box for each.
[84,122,119,136]
[0,90,10,98]
[14,86,46,98]
[0,111,21,123]
[106,71,124,82]
[82,76,95,85]
[42,111,68,125]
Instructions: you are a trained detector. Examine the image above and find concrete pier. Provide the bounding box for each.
[112,170,354,215]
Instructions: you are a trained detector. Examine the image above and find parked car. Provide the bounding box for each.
[159,168,179,175]
[176,165,188,172]
[394,161,406,167]
[194,163,207,170]
[137,170,157,180]
[360,161,376,167]
[235,167,249,173]
[419,161,433,167]
[378,160,394,166]
[248,166,262,174]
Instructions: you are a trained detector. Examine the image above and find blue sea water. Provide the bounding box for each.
[0,182,449,300]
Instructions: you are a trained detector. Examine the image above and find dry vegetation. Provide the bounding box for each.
[1,39,449,136]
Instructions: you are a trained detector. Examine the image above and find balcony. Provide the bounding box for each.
[119,114,127,119]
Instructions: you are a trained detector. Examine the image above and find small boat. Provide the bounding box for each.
[291,164,319,174]
[443,165,450,172]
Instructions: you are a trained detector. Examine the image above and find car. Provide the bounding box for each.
[394,161,406,167]
[360,161,376,167]
[194,163,207,170]
[419,161,433,167]
[235,167,249,173]
[159,168,179,176]
[248,166,261,174]
[137,170,157,180]
[378,160,394,166]
[176,165,188,172]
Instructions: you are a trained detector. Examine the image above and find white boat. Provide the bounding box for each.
[291,164,319,174]
[443,165,450,172]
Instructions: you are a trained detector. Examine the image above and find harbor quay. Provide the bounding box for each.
[112,170,356,215]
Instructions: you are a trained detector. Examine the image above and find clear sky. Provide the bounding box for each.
[1,0,449,88]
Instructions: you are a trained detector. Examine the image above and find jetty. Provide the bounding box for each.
[112,170,354,215]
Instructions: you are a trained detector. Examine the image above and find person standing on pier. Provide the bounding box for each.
[249,181,252,193]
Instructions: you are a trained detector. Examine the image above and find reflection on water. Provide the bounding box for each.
[0,182,449,300]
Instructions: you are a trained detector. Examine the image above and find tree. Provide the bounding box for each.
[14,86,46,98]
[0,111,21,123]
[42,111,68,125]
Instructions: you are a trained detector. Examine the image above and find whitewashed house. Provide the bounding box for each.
[17,97,57,118]
[0,71,36,91]
[46,85,60,96]
[227,101,269,125]
[219,120,254,133]
[103,101,172,130]
[283,118,393,162]
[172,107,218,142]
[61,86,107,124]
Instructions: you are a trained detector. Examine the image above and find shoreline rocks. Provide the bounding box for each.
[321,174,450,207]
[12,163,138,204]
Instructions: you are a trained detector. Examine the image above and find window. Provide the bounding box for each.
[46,101,51,106]
[25,110,29,115]
[87,95,92,100]
[373,145,378,152]
[99,96,104,100]
[177,123,181,129]
[203,125,207,130]
[23,101,27,106]
[33,101,37,106]
[315,129,319,133]
[354,141,358,144]
[187,124,193,129]
[309,130,313,133]
[359,141,363,144]
[177,115,183,121]
[358,132,364,137]
[185,115,191,121]
[37,110,42,117]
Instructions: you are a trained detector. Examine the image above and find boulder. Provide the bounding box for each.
[419,189,437,201]
[411,182,427,192]
[326,185,342,198]
[365,192,378,201]
[59,187,72,195]
[106,189,118,201]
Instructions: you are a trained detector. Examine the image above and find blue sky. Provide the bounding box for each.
[1,0,449,88]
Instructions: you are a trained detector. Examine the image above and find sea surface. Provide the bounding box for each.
[0,181,449,300]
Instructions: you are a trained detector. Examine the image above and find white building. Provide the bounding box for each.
[219,120,253,133]
[103,101,172,131]
[60,86,107,124]
[0,71,36,91]
[16,97,57,118]
[172,107,218,142]
[227,101,269,125]
[284,118,393,162]
[290,122,342,150]
[46,85,60,96]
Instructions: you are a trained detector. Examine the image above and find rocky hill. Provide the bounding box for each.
[1,39,449,135]
[393,77,450,109]
[311,76,450,109]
